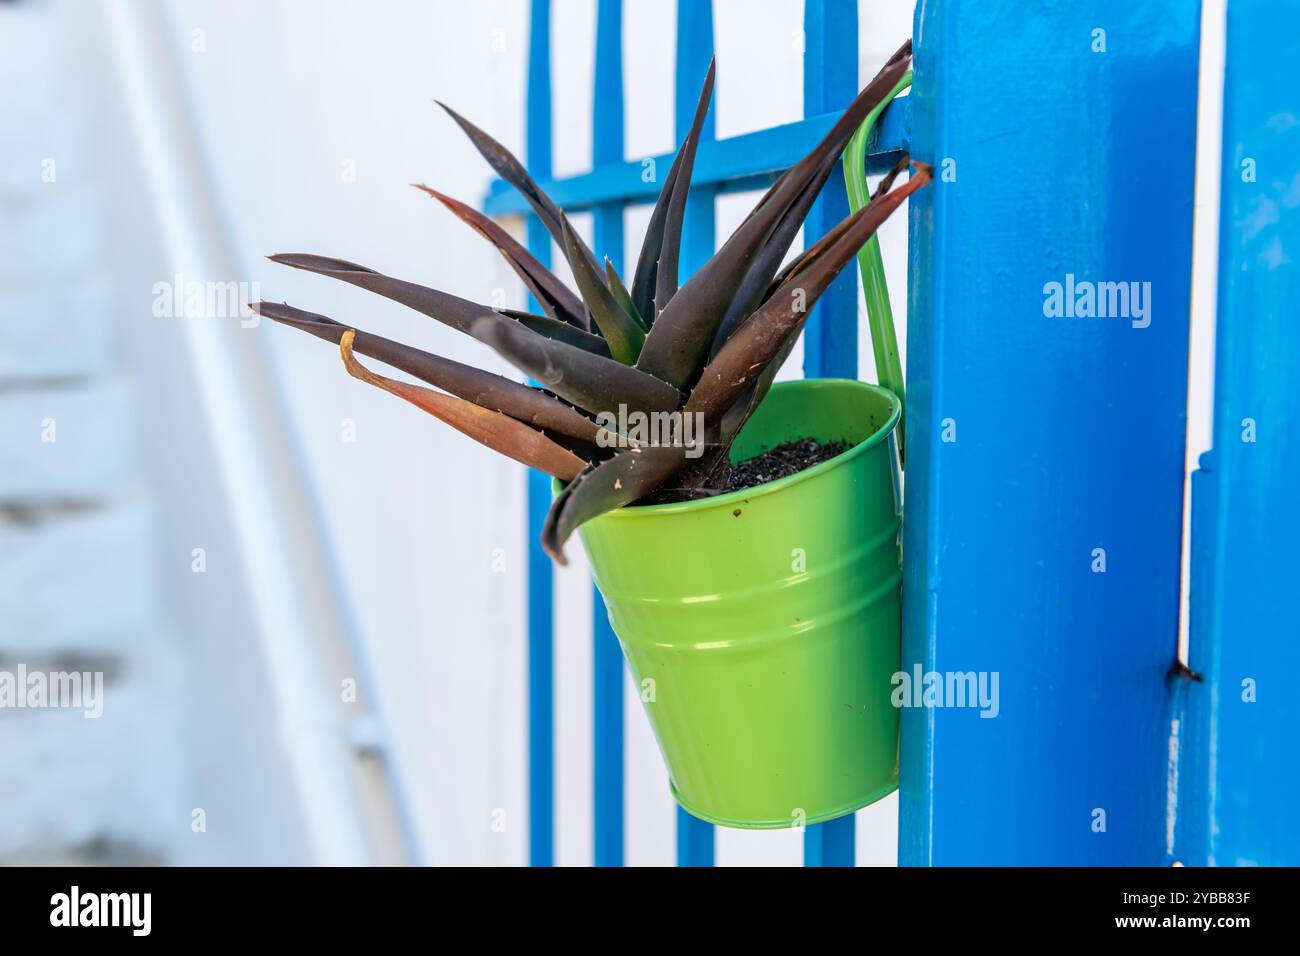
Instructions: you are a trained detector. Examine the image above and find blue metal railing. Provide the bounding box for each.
[490,0,1299,870]
[495,0,902,867]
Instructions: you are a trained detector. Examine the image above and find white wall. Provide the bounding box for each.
[4,0,1221,865]
[0,0,312,865]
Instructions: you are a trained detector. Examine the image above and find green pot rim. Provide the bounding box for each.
[671,775,900,830]
[583,378,901,521]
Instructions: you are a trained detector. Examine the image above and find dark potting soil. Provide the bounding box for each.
[716,437,849,493]
[632,437,851,506]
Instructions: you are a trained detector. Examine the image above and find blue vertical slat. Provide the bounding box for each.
[591,0,626,868]
[800,0,859,868]
[525,0,555,869]
[804,812,856,866]
[1177,0,1300,866]
[901,1,1200,864]
[801,0,859,382]
[673,0,716,868]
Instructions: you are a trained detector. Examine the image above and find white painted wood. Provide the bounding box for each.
[0,502,155,652]
[104,0,380,866]
[0,187,105,281]
[0,631,188,861]
[0,380,132,502]
[0,274,113,383]
[0,5,59,139]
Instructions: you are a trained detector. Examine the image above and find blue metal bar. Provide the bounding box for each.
[484,101,910,216]
[800,0,858,382]
[673,0,716,868]
[525,0,555,869]
[591,0,625,868]
[800,0,858,867]
[1177,0,1300,867]
[803,812,856,866]
[901,1,1201,865]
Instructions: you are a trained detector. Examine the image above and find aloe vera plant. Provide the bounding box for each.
[255,39,929,563]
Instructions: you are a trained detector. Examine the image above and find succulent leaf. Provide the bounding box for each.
[469,313,680,416]
[254,301,610,445]
[259,42,924,561]
[687,162,931,422]
[436,101,605,285]
[498,309,612,356]
[561,220,645,365]
[268,253,494,335]
[413,184,588,328]
[629,58,715,322]
[338,330,589,480]
[604,258,648,332]
[769,155,910,295]
[652,57,716,317]
[541,445,688,564]
[636,43,912,389]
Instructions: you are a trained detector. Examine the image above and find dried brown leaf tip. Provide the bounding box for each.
[258,40,924,560]
[338,330,588,481]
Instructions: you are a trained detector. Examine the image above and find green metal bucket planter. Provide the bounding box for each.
[572,379,902,828]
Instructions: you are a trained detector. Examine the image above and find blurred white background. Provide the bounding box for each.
[0,0,1224,865]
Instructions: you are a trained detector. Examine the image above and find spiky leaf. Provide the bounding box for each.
[338,330,588,480]
[604,258,647,331]
[636,41,912,389]
[652,58,715,317]
[269,253,493,335]
[437,101,604,284]
[768,155,910,295]
[687,162,931,422]
[498,309,612,356]
[630,58,716,321]
[541,446,688,564]
[561,221,645,365]
[469,314,680,416]
[413,183,587,328]
[255,301,611,445]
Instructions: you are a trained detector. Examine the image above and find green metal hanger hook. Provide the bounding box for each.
[843,69,911,463]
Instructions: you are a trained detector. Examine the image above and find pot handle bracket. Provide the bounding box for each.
[843,70,912,465]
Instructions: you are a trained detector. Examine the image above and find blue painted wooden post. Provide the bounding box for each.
[525,0,555,869]
[901,2,1200,864]
[800,0,858,868]
[591,0,626,868]
[673,0,716,868]
[1177,0,1300,866]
